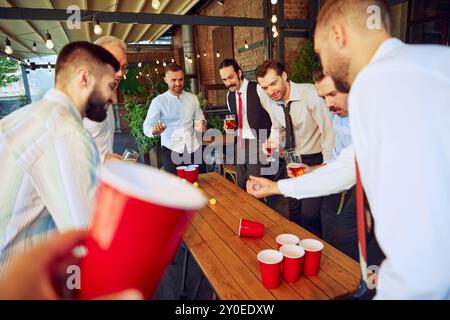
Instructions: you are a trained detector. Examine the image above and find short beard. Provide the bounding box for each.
[85,89,108,122]
[328,54,351,94]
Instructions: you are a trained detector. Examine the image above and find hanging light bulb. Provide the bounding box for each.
[48,62,51,69]
[216,50,220,58]
[138,60,142,68]
[203,51,207,57]
[94,19,103,35]
[271,0,278,4]
[4,37,13,55]
[26,59,30,66]
[152,0,160,10]
[139,71,142,76]
[155,68,158,72]
[171,58,175,63]
[32,42,38,52]
[156,59,160,65]
[244,40,249,49]
[271,15,277,23]
[197,53,200,58]
[273,31,279,38]
[163,61,166,67]
[136,75,139,79]
[124,74,127,80]
[146,74,149,77]
[272,25,277,33]
[6,56,10,61]
[184,55,188,61]
[46,31,54,50]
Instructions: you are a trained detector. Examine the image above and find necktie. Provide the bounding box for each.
[356,161,368,285]
[237,91,243,148]
[283,101,295,150]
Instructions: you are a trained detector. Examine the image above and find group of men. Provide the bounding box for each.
[0,0,449,300]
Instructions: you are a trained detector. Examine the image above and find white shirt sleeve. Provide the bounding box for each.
[277,144,356,199]
[193,96,206,122]
[143,98,161,138]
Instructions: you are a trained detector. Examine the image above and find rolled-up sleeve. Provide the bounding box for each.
[143,98,161,138]
[278,144,355,199]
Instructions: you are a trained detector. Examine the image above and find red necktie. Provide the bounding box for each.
[237,91,243,148]
[356,161,368,285]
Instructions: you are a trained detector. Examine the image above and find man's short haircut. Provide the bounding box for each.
[312,65,326,83]
[55,41,120,82]
[317,0,392,34]
[94,36,127,51]
[165,63,184,75]
[219,59,244,80]
[254,60,286,79]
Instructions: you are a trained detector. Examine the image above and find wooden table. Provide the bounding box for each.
[183,173,361,300]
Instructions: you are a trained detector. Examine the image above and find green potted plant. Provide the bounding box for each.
[290,39,320,84]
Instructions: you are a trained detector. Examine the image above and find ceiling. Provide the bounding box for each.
[0,0,200,60]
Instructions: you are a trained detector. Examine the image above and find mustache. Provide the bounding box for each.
[227,84,237,89]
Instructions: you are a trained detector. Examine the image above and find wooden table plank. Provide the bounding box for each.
[188,242,249,300]
[184,224,204,248]
[191,211,220,243]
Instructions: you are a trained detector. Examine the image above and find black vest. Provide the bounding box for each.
[228,81,272,141]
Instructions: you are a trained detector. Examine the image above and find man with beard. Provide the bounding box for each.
[83,36,128,162]
[314,0,450,299]
[0,41,119,274]
[219,59,281,190]
[143,63,206,174]
[254,60,335,237]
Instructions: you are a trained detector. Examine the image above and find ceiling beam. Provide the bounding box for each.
[122,0,147,43]
[133,0,171,43]
[0,7,274,27]
[82,0,92,43]
[107,0,120,36]
[0,25,35,54]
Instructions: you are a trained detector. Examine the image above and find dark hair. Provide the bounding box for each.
[254,60,286,79]
[165,63,184,75]
[55,41,120,81]
[219,59,244,80]
[312,65,326,83]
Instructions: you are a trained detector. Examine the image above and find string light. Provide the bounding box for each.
[171,58,175,63]
[48,62,51,69]
[271,15,277,23]
[155,68,157,72]
[203,51,207,57]
[6,56,10,61]
[94,19,103,35]
[32,42,38,52]
[45,31,54,50]
[163,61,166,67]
[272,25,277,33]
[138,60,142,68]
[197,53,200,58]
[139,71,142,75]
[4,37,13,55]
[244,40,249,49]
[26,59,30,66]
[152,0,160,10]
[271,0,278,4]
[156,59,160,65]
[273,31,279,38]
[216,50,220,58]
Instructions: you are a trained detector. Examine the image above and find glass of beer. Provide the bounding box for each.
[285,149,304,177]
[122,149,139,162]
[224,114,236,134]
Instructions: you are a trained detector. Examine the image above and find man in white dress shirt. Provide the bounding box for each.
[0,42,119,273]
[143,63,206,174]
[314,0,450,299]
[255,60,335,237]
[83,36,128,162]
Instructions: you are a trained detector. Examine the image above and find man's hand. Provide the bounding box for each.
[105,153,123,162]
[246,176,281,199]
[0,231,143,300]
[286,163,312,178]
[152,122,167,135]
[195,120,206,133]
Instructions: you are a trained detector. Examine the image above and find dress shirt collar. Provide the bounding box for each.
[44,88,83,123]
[165,90,186,100]
[276,81,301,107]
[237,78,249,95]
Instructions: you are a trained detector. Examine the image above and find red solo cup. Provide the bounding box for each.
[257,249,283,289]
[176,166,187,179]
[238,218,265,238]
[279,244,305,282]
[275,234,300,249]
[184,167,199,184]
[299,239,324,276]
[79,162,206,299]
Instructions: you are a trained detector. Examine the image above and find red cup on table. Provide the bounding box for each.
[79,162,206,299]
[238,218,265,238]
[184,167,199,184]
[279,244,305,282]
[275,234,300,250]
[299,239,324,276]
[176,166,187,179]
[257,249,284,289]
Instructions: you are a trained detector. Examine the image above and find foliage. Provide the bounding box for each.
[290,39,321,84]
[197,91,209,111]
[206,114,225,134]
[0,57,20,88]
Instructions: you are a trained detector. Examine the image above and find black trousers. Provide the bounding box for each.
[161,145,206,175]
[321,186,385,265]
[287,152,324,238]
[235,139,275,190]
